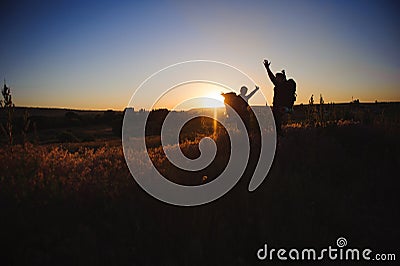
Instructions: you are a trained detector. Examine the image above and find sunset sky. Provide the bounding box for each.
[1,0,399,110]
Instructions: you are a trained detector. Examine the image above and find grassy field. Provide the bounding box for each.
[0,103,399,265]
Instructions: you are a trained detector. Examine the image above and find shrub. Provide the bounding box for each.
[57,131,80,143]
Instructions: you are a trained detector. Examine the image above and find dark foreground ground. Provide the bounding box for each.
[0,103,399,265]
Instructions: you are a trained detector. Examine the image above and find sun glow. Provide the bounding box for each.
[202,92,225,108]
[153,83,229,110]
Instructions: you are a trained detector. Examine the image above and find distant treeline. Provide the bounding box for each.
[1,102,399,145]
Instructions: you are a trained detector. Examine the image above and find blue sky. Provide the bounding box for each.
[1,0,399,109]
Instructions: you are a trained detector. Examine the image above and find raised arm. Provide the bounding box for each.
[263,59,277,86]
[246,86,260,100]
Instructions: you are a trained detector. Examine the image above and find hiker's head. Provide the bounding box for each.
[275,73,286,83]
[240,86,248,95]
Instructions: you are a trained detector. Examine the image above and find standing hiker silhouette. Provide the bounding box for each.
[239,85,259,103]
[263,59,297,136]
[222,85,259,131]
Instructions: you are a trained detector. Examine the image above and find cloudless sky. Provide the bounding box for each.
[1,0,399,110]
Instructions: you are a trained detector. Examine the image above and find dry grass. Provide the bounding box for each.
[0,104,399,265]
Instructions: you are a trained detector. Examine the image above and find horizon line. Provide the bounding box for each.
[12,101,400,112]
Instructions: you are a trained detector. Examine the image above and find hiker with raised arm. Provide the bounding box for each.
[263,59,296,136]
[239,85,259,103]
[222,85,260,131]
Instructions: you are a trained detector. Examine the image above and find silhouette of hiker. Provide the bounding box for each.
[239,85,259,103]
[263,59,296,136]
[222,85,259,131]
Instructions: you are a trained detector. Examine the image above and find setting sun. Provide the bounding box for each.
[153,82,229,110]
[202,92,225,108]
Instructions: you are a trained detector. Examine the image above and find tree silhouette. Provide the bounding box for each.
[1,80,15,145]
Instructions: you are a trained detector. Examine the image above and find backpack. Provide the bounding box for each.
[222,92,250,118]
[282,79,296,109]
[222,92,248,111]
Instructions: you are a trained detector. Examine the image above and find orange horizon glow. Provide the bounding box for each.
[2,2,399,111]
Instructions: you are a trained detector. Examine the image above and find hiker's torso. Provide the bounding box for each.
[273,80,294,107]
[273,84,286,107]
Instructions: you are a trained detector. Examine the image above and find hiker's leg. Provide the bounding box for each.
[273,108,283,136]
